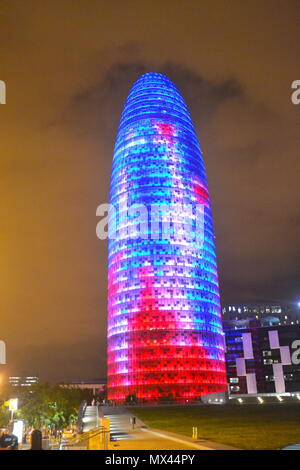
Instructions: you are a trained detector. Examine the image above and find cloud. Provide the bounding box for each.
[61,61,244,137]
[57,58,300,307]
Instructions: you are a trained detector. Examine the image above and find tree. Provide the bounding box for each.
[19,383,82,430]
[0,403,10,428]
[0,385,16,428]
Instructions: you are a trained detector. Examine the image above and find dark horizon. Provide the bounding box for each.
[0,0,299,382]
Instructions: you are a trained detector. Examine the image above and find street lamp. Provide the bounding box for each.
[8,398,18,420]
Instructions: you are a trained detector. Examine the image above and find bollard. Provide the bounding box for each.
[130,416,136,430]
[192,426,198,440]
[31,429,42,450]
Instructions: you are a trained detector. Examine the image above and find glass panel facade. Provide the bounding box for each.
[107,73,226,403]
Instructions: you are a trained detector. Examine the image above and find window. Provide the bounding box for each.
[230,377,239,383]
[263,359,273,364]
[262,350,272,357]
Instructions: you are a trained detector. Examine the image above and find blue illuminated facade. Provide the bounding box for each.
[107,72,226,403]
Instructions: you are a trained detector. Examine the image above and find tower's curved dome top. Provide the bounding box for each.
[118,72,193,132]
[131,72,179,92]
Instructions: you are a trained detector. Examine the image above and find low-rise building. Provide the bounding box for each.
[222,301,299,325]
[224,320,300,402]
[9,375,39,387]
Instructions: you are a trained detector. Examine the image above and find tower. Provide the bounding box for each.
[107,73,226,403]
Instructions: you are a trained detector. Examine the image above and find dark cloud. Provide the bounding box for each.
[62,61,243,137]
[60,59,300,305]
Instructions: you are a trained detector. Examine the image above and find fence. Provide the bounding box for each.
[62,420,110,450]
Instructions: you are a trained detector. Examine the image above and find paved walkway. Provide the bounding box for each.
[101,406,237,451]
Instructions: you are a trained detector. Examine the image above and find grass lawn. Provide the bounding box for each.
[131,403,300,450]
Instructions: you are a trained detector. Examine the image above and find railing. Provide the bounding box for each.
[77,400,88,432]
[62,426,110,450]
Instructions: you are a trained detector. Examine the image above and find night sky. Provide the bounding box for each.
[0,0,299,382]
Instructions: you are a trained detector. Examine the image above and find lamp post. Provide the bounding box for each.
[8,398,18,421]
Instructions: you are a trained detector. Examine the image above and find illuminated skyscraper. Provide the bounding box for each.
[107,72,226,403]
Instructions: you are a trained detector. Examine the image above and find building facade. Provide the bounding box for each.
[222,302,299,325]
[225,321,300,396]
[107,72,226,403]
[60,379,106,397]
[9,376,39,387]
